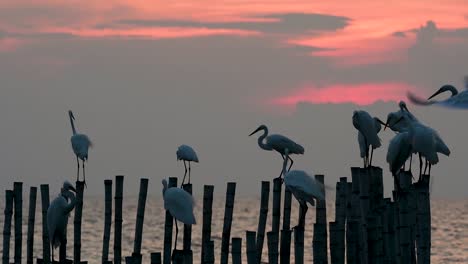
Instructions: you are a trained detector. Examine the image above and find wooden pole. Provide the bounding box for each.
[383,198,396,264]
[182,183,193,264]
[220,182,236,264]
[367,216,379,263]
[26,187,37,264]
[133,178,149,256]
[267,232,279,264]
[279,229,292,264]
[346,220,359,264]
[73,181,85,264]
[203,240,215,264]
[231,237,242,264]
[416,174,431,264]
[201,185,214,264]
[13,182,23,264]
[150,253,162,264]
[2,190,14,264]
[358,168,369,264]
[114,175,124,264]
[313,174,328,264]
[329,222,338,264]
[334,178,347,264]
[397,172,411,264]
[40,184,50,263]
[256,181,270,264]
[392,191,401,264]
[272,178,282,235]
[280,187,292,264]
[102,180,113,263]
[246,231,257,264]
[163,177,177,264]
[294,227,304,264]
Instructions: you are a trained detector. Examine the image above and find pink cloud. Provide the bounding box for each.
[269,82,421,106]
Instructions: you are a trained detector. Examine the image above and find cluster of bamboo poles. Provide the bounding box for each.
[1,167,431,264]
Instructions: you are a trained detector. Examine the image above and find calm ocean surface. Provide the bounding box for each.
[0,195,467,263]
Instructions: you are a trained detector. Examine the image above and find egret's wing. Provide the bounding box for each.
[164,188,196,225]
[357,132,366,158]
[407,91,433,106]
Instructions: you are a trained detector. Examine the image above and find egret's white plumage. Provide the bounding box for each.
[407,77,468,109]
[249,124,304,178]
[386,132,412,176]
[353,111,384,167]
[69,110,92,186]
[47,181,76,262]
[176,144,199,186]
[284,169,325,227]
[162,179,196,250]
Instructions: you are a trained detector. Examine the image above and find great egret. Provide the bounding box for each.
[407,77,468,109]
[162,179,196,252]
[352,111,384,167]
[69,110,92,186]
[385,113,450,180]
[47,181,77,262]
[284,169,325,228]
[386,132,413,189]
[176,145,199,186]
[249,124,304,179]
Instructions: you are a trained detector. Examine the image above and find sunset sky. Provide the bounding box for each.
[1,1,467,197]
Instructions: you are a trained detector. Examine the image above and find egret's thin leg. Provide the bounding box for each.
[428,164,432,176]
[76,157,80,182]
[277,154,287,180]
[174,219,179,250]
[370,148,374,168]
[287,156,294,172]
[188,161,191,184]
[299,203,308,228]
[419,153,423,179]
[83,162,87,188]
[423,160,428,176]
[181,161,187,187]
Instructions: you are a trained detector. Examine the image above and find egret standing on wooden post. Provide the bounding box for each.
[176,145,199,187]
[352,111,384,168]
[162,179,196,254]
[68,110,92,187]
[47,181,77,263]
[249,124,304,179]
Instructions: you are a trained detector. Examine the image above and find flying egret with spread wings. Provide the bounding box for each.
[47,181,77,262]
[68,110,92,187]
[407,76,468,109]
[249,124,304,179]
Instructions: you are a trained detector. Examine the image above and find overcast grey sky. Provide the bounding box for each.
[0,1,467,198]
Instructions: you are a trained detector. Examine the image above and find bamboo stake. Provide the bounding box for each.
[26,187,37,264]
[74,181,85,264]
[203,241,215,264]
[358,168,369,264]
[201,185,214,264]
[416,174,431,264]
[150,253,161,264]
[346,220,359,264]
[102,180,113,263]
[314,174,328,264]
[256,181,270,264]
[13,182,23,264]
[114,175,124,264]
[267,232,279,264]
[232,237,242,264]
[163,177,177,264]
[2,190,14,264]
[272,178,282,234]
[279,229,291,264]
[182,183,193,261]
[220,182,236,264]
[246,231,257,264]
[40,184,50,263]
[132,178,149,263]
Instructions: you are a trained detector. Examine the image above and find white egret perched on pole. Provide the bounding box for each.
[386,132,413,189]
[47,181,77,262]
[407,76,468,109]
[249,124,304,179]
[162,179,196,252]
[352,110,384,168]
[68,110,92,187]
[176,144,199,187]
[283,158,325,228]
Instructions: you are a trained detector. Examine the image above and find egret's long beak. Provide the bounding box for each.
[69,110,75,120]
[384,123,389,131]
[249,127,261,136]
[428,89,442,100]
[375,118,386,126]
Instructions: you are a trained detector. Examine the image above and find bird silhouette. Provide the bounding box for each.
[47,181,77,262]
[249,124,304,179]
[176,145,199,187]
[68,110,92,187]
[352,110,384,168]
[407,76,468,109]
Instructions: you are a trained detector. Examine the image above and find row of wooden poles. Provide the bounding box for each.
[2,167,431,264]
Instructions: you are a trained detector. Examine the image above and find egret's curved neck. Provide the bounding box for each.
[62,190,76,214]
[257,127,272,151]
[446,86,459,97]
[69,114,77,135]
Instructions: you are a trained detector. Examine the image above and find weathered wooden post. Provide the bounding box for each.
[272,178,282,234]
[182,183,193,263]
[102,180,113,264]
[267,232,279,264]
[279,229,292,264]
[232,237,242,264]
[13,182,23,264]
[163,177,177,264]
[294,226,304,264]
[367,216,380,263]
[397,172,411,264]
[346,220,359,264]
[203,240,215,264]
[2,190,14,264]
[114,175,124,264]
[383,198,396,264]
[358,168,369,264]
[392,191,401,264]
[39,184,50,264]
[26,187,37,264]
[220,182,236,264]
[256,181,270,264]
[131,178,149,264]
[329,222,338,264]
[334,177,347,264]
[150,253,162,264]
[74,181,86,264]
[246,231,257,264]
[416,174,431,264]
[312,174,328,264]
[201,185,214,264]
